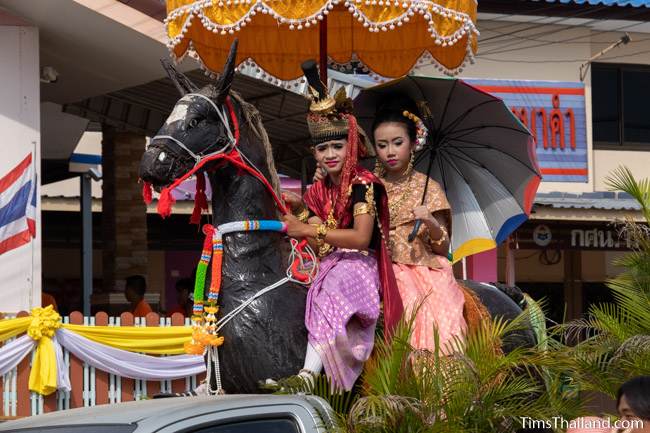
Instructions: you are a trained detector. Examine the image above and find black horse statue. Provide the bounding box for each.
[139,41,307,393]
[139,40,534,394]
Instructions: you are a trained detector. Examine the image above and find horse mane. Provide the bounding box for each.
[229,91,281,199]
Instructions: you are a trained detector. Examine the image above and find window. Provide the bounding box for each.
[592,63,650,149]
[190,418,301,433]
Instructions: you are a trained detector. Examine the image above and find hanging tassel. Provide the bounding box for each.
[190,173,209,225]
[142,181,153,205]
[208,235,223,302]
[190,202,202,225]
[193,224,214,310]
[196,173,208,211]
[157,187,176,218]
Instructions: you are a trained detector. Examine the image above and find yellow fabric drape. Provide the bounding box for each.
[165,0,478,80]
[0,309,194,396]
[26,306,61,396]
[62,324,192,355]
[0,316,30,341]
[29,337,58,396]
[0,316,193,355]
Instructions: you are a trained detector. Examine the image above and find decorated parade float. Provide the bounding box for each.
[1,1,648,432]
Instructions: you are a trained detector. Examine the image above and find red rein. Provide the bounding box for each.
[141,97,288,221]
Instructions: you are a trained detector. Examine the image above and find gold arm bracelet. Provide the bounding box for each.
[353,203,372,217]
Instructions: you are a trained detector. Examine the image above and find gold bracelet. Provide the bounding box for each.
[295,206,309,223]
[316,223,328,243]
[430,225,448,246]
[315,224,333,257]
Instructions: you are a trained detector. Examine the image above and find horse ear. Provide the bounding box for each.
[161,59,198,96]
[215,39,239,104]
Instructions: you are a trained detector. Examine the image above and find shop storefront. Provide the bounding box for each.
[498,198,642,323]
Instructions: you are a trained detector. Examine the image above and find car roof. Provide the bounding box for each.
[0,395,328,431]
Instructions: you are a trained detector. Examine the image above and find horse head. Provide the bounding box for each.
[139,40,240,189]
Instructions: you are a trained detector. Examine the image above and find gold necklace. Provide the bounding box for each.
[326,187,338,229]
[385,173,414,222]
[316,188,339,257]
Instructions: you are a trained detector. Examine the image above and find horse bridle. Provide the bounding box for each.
[149,92,237,166]
[145,93,287,215]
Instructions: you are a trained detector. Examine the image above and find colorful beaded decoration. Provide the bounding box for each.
[184,220,291,355]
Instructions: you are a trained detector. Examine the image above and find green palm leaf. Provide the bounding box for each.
[604,166,650,222]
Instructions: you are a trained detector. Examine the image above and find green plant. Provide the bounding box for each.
[341,305,581,433]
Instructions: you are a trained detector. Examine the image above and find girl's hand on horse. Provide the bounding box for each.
[282,214,312,239]
[413,205,437,225]
[282,190,303,212]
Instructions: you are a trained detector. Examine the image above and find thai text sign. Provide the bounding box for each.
[520,223,637,251]
[570,228,638,250]
[466,79,588,183]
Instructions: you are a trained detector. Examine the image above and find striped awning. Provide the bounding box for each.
[543,0,650,6]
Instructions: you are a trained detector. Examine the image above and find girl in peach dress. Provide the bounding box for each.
[371,100,467,353]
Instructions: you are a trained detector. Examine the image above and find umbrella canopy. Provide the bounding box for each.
[164,0,478,82]
[355,76,542,262]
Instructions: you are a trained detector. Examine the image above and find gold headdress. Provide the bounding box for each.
[302,60,360,146]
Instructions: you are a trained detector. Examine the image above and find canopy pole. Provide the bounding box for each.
[319,16,328,84]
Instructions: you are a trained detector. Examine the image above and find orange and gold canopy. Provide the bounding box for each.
[165,0,478,81]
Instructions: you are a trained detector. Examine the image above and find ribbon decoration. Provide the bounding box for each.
[63,323,194,355]
[0,316,30,341]
[183,219,321,357]
[0,335,34,382]
[0,307,204,396]
[26,306,61,396]
[56,329,204,381]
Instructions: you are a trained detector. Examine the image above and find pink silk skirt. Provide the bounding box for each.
[306,250,380,391]
[393,257,466,353]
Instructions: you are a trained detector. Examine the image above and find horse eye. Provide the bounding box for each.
[188,118,199,129]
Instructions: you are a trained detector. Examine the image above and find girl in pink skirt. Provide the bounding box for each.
[371,100,467,353]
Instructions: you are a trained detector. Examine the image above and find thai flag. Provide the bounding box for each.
[0,154,37,255]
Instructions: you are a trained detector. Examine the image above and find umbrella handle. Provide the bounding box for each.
[408,220,422,243]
